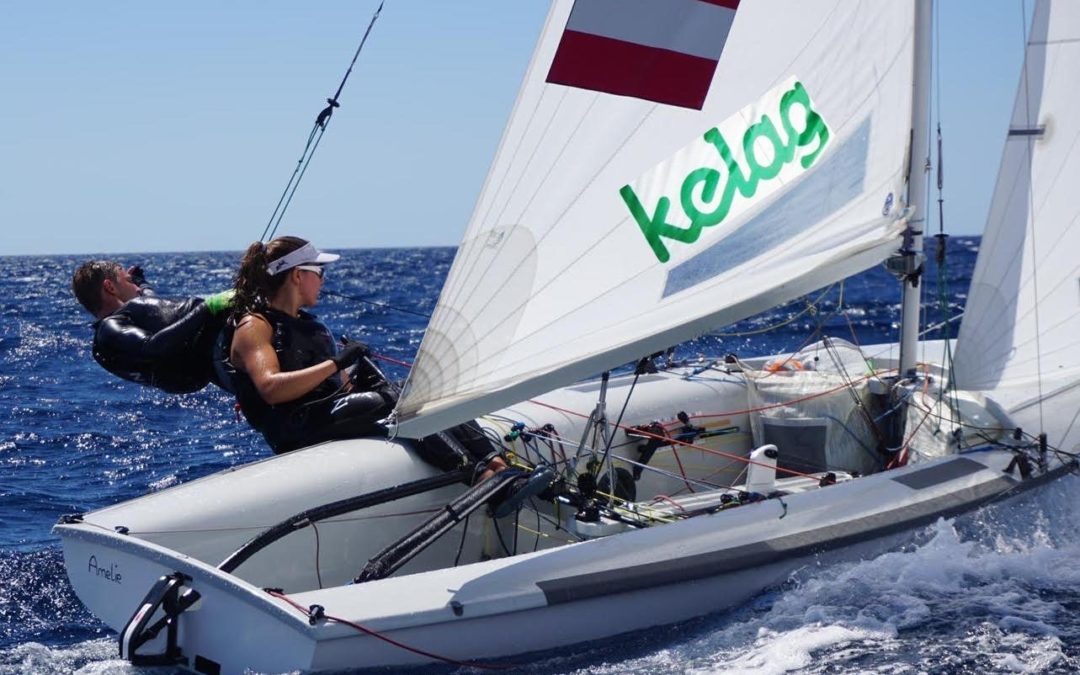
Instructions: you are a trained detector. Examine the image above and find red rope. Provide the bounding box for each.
[672,370,895,425]
[526,398,821,480]
[267,589,513,670]
[887,372,936,469]
[667,444,696,493]
[372,353,413,368]
[649,495,687,512]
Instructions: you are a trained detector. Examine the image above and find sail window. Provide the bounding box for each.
[760,417,828,475]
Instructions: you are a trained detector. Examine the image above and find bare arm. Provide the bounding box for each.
[230,314,339,405]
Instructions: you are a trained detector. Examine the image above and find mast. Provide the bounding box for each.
[897,0,933,378]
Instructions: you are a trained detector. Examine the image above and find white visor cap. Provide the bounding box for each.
[266,242,341,276]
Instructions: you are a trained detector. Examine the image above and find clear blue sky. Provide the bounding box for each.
[0,1,1031,256]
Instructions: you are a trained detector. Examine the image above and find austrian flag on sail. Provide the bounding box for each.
[546,0,739,109]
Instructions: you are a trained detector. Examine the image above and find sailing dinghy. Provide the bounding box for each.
[55,1,1080,672]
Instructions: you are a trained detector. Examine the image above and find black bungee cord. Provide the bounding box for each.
[260,1,385,243]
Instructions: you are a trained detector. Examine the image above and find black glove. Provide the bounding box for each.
[128,265,147,287]
[331,340,370,371]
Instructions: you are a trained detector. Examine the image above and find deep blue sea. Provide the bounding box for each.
[3,239,1080,674]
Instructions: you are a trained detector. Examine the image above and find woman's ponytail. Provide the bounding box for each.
[230,236,309,317]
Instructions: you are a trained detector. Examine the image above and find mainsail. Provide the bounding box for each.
[395,0,916,439]
[954,0,1080,449]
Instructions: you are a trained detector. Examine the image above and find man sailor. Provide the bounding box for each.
[71,260,234,393]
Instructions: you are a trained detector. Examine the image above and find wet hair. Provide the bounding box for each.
[232,236,309,316]
[72,260,122,316]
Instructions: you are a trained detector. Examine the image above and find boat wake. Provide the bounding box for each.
[514,475,1080,675]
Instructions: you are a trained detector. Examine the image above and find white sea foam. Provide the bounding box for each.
[695,480,1080,674]
[696,624,891,675]
[0,639,140,675]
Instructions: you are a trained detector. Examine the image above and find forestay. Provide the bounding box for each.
[954,0,1080,449]
[395,0,916,439]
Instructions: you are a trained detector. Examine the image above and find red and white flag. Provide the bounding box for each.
[546,0,739,110]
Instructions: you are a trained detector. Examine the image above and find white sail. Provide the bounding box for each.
[395,0,915,438]
[954,0,1080,449]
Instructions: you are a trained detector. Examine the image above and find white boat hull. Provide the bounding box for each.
[55,439,1071,673]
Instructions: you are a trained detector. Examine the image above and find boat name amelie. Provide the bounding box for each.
[87,555,122,584]
[620,80,830,263]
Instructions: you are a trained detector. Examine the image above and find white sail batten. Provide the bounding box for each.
[954,0,1080,448]
[394,0,915,439]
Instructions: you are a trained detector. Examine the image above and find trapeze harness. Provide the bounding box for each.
[93,293,224,394]
[219,309,498,471]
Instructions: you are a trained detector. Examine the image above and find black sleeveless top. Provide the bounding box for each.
[221,309,344,450]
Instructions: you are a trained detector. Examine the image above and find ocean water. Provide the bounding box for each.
[2,239,1079,674]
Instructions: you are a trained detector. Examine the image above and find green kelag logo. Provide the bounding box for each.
[621,79,830,263]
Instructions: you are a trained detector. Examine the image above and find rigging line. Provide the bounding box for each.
[321,288,431,318]
[453,513,470,567]
[677,368,896,423]
[931,17,960,419]
[821,336,887,446]
[919,312,962,337]
[266,590,514,670]
[934,0,943,128]
[709,284,838,338]
[615,455,729,494]
[598,368,642,489]
[1018,0,1045,437]
[754,298,885,453]
[741,312,839,385]
[931,0,950,384]
[514,520,580,545]
[264,127,331,242]
[665,456,748,497]
[260,124,321,242]
[372,353,413,369]
[259,1,385,242]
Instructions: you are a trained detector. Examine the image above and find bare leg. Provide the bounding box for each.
[475,455,509,483]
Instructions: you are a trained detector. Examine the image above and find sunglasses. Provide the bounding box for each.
[296,265,326,280]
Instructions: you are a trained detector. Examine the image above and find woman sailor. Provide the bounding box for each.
[222,236,510,484]
[222,236,393,453]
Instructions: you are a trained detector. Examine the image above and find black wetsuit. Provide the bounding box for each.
[222,309,396,454]
[93,292,224,393]
[220,309,496,469]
